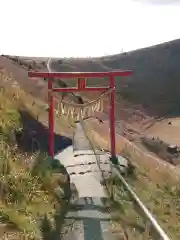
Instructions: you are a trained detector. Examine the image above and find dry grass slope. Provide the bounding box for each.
[0,70,73,239]
[84,121,180,239]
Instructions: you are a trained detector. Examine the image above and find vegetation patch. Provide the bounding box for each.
[0,71,72,239]
[84,122,180,239]
[141,135,180,165]
[105,149,180,240]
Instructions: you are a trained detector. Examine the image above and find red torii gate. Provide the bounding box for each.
[28,71,132,160]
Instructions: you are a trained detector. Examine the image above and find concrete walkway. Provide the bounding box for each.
[55,122,125,239]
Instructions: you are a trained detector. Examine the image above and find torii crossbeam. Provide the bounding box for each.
[28,70,132,160]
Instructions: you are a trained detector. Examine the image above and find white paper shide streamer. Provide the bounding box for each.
[55,89,111,121]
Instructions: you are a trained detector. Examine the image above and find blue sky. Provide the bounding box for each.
[0,0,180,57]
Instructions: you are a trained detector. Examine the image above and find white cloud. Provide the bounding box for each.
[0,0,180,57]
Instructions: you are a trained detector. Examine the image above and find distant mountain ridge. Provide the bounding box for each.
[3,38,180,117]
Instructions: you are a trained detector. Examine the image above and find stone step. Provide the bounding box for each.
[73,122,91,151]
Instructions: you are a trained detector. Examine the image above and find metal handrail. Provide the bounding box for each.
[113,165,171,240]
[81,122,171,240]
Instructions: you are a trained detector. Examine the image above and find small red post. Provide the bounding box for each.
[77,78,86,90]
[109,75,116,157]
[48,79,54,158]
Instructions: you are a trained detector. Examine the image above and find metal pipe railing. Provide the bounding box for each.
[81,122,171,240]
[113,165,171,240]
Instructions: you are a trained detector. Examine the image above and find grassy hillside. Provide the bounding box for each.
[0,69,73,239]
[84,120,180,239]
